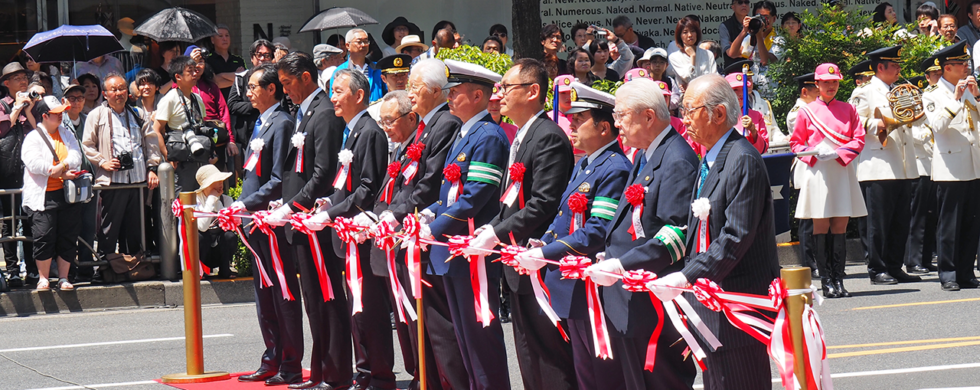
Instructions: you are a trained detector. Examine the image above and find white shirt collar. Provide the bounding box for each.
[348,107,370,130]
[871,76,891,91]
[939,76,957,93]
[420,102,447,125]
[299,88,322,116]
[459,110,489,139]
[259,102,281,125]
[704,128,736,168]
[587,139,618,165]
[643,124,673,162]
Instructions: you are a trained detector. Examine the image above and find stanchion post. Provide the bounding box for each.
[418,294,426,390]
[158,162,179,281]
[781,267,812,390]
[161,192,230,384]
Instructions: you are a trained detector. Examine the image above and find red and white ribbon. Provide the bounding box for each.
[401,215,427,299]
[567,192,588,234]
[249,210,295,301]
[289,213,335,302]
[501,163,525,208]
[333,149,354,191]
[624,184,646,240]
[769,280,832,390]
[471,253,494,327]
[245,138,264,175]
[500,245,567,339]
[623,270,662,371]
[215,206,273,288]
[692,198,711,253]
[375,219,416,323]
[291,132,305,173]
[560,256,613,359]
[694,279,774,345]
[334,217,363,313]
[172,199,206,277]
[444,163,462,207]
[380,162,401,204]
[402,143,425,184]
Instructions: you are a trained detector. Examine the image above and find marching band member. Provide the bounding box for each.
[905,57,940,276]
[786,72,820,277]
[724,72,769,154]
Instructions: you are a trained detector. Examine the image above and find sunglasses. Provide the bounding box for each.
[735,0,751,4]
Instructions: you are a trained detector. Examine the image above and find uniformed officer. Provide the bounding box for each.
[847,59,874,87]
[787,72,819,278]
[420,60,513,389]
[917,41,980,291]
[513,82,632,390]
[906,56,940,276]
[368,54,412,121]
[849,46,921,285]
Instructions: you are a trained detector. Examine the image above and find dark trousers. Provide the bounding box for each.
[174,161,204,194]
[444,274,510,390]
[292,233,352,385]
[392,266,467,390]
[567,318,625,390]
[935,180,980,284]
[860,180,912,277]
[247,227,304,374]
[510,290,576,390]
[73,198,97,278]
[198,228,235,276]
[701,343,772,390]
[1,192,34,276]
[610,318,695,390]
[906,176,937,269]
[797,219,816,271]
[97,188,143,256]
[30,190,80,261]
[349,266,396,390]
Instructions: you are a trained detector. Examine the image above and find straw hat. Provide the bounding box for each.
[117,17,136,36]
[395,35,429,53]
[195,165,232,192]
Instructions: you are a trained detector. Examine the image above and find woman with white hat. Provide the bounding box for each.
[194,164,236,278]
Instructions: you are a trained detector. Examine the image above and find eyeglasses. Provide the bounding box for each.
[735,0,751,4]
[612,109,633,122]
[65,95,85,102]
[378,111,412,128]
[246,83,264,92]
[6,74,28,83]
[105,88,128,94]
[350,39,370,46]
[254,52,274,60]
[547,34,563,41]
[498,82,533,95]
[680,105,707,117]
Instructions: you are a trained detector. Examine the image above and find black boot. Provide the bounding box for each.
[830,233,851,297]
[815,235,839,298]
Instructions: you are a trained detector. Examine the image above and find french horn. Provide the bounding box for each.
[873,83,924,146]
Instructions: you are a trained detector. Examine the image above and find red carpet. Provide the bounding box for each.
[156,370,310,389]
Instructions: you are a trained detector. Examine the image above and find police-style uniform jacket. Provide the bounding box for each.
[849,76,919,181]
[919,79,980,181]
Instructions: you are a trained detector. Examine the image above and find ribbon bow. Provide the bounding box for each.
[622,270,658,292]
[559,254,614,359]
[447,235,473,259]
[381,162,402,204]
[559,256,590,280]
[402,215,426,299]
[499,245,529,275]
[335,217,364,313]
[444,163,463,206]
[501,163,526,208]
[624,184,646,240]
[248,211,295,301]
[567,192,589,234]
[693,279,725,312]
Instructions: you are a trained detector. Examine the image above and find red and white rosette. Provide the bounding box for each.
[444,163,462,207]
[401,215,429,299]
[692,197,711,253]
[624,184,647,240]
[334,216,364,313]
[380,161,401,204]
[501,163,526,208]
[245,138,265,175]
[561,255,613,359]
[769,280,832,390]
[216,206,273,289]
[374,219,416,323]
[401,143,425,184]
[290,213,335,302]
[622,270,662,370]
[291,132,306,173]
[333,149,354,191]
[250,210,295,301]
[693,279,774,345]
[567,192,588,234]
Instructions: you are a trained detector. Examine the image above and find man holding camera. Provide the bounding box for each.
[154,56,211,192]
[82,74,161,265]
[0,62,37,288]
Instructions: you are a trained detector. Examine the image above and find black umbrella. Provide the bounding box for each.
[23,25,123,63]
[134,7,217,43]
[299,7,378,32]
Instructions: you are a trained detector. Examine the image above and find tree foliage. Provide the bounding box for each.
[436,45,513,76]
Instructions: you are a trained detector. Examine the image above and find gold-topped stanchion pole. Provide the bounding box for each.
[418,293,426,390]
[781,266,812,390]
[161,192,230,384]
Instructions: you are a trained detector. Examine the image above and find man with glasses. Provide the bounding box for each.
[0,62,36,288]
[153,56,208,192]
[82,74,161,277]
[489,24,515,57]
[612,16,655,60]
[62,84,97,282]
[330,29,385,104]
[228,39,276,156]
[720,0,753,67]
[848,46,922,286]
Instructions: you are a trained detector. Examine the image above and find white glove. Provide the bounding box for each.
[515,247,547,272]
[527,238,545,248]
[267,205,293,227]
[646,271,691,302]
[584,258,625,287]
[379,210,399,229]
[815,144,838,161]
[462,225,499,256]
[268,198,283,209]
[306,212,331,231]
[595,252,606,261]
[419,209,436,225]
[229,201,246,212]
[315,197,332,212]
[352,212,377,244]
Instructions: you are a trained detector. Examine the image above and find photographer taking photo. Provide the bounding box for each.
[153,55,215,192]
[82,73,162,269]
[727,1,778,67]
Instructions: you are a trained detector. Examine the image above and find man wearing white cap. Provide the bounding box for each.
[421,59,512,389]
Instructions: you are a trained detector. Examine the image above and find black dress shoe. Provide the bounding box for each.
[871,273,897,285]
[288,380,318,389]
[266,372,304,386]
[308,382,340,390]
[239,368,277,382]
[942,281,960,291]
[908,265,930,274]
[958,278,980,289]
[891,270,922,283]
[926,263,938,272]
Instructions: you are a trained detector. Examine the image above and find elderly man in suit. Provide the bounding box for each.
[421,60,512,390]
[322,69,391,390]
[649,74,781,390]
[582,78,699,390]
[268,51,350,390]
[228,64,302,385]
[514,82,632,390]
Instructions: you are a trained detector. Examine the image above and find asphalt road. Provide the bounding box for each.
[1,262,978,390]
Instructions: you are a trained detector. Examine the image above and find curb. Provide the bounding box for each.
[0,277,255,317]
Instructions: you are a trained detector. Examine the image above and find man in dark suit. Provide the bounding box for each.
[422,59,511,390]
[582,78,699,390]
[466,58,576,390]
[371,58,467,390]
[229,64,303,385]
[514,82,632,390]
[649,74,781,390]
[226,39,275,159]
[325,69,392,390]
[268,52,350,390]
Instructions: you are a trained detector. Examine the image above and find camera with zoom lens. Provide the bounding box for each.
[17,91,41,100]
[748,14,766,35]
[116,151,134,171]
[181,123,210,158]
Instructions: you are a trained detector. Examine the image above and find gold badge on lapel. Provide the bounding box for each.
[457,152,466,162]
[578,182,591,193]
[644,176,651,181]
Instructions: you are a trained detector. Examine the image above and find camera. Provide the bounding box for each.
[591,25,606,36]
[17,91,41,100]
[748,14,766,35]
[116,152,134,171]
[181,123,209,158]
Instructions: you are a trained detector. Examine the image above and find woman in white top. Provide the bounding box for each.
[668,15,717,91]
[21,96,83,291]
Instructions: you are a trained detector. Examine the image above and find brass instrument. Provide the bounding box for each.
[873,83,925,146]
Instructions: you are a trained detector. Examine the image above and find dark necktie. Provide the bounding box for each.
[576,157,589,179]
[697,159,710,197]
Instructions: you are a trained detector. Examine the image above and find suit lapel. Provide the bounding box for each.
[515,113,550,164]
[697,131,739,202]
[345,113,369,149]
